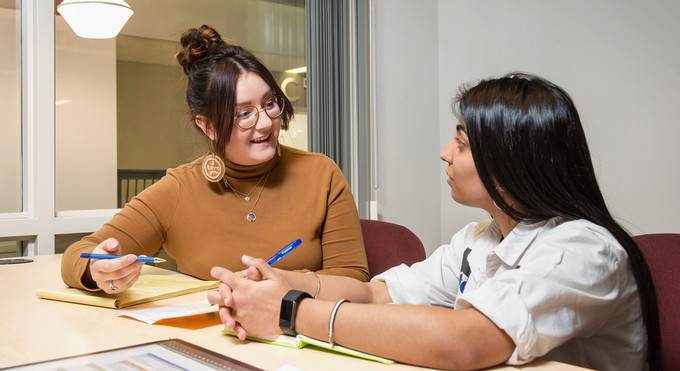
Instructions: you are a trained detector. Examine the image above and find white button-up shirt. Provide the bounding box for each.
[373,217,645,371]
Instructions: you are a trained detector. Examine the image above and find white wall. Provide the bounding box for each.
[374,0,442,253]
[374,0,680,255]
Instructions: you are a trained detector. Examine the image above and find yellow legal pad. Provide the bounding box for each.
[36,275,218,309]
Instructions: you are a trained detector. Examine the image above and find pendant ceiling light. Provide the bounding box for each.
[57,0,134,39]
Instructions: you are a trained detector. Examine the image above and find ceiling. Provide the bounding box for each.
[55,0,306,71]
[0,0,306,71]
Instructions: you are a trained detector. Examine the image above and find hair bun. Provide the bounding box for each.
[176,25,226,73]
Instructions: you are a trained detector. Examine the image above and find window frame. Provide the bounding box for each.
[0,1,116,256]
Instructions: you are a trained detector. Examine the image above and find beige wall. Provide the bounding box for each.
[0,8,21,213]
[55,17,118,211]
[116,60,204,170]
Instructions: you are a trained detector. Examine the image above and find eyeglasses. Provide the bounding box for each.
[234,96,285,129]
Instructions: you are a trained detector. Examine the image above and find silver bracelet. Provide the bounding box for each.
[305,271,321,298]
[328,299,349,347]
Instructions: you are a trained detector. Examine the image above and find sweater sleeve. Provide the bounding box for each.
[313,161,369,281]
[60,173,181,289]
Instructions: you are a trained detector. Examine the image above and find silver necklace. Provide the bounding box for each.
[224,172,267,202]
[223,167,272,223]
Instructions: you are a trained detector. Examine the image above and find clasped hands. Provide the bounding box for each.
[208,255,291,339]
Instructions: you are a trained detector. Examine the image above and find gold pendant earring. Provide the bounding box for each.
[202,154,225,182]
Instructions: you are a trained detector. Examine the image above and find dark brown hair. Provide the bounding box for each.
[175,25,293,160]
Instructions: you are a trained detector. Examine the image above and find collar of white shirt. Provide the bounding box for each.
[477,218,559,270]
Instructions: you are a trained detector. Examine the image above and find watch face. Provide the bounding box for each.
[280,300,295,325]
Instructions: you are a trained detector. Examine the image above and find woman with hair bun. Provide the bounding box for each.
[61,25,368,293]
[209,73,659,371]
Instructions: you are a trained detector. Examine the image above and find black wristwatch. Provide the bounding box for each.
[279,290,312,336]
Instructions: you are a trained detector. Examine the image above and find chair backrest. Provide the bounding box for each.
[633,233,680,371]
[360,219,426,279]
[117,169,167,208]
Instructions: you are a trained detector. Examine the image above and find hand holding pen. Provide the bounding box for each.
[80,253,166,263]
[83,238,146,294]
[209,239,303,339]
[244,239,301,279]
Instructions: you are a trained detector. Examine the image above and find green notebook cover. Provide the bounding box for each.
[222,330,394,364]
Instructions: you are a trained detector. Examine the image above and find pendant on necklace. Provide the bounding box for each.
[247,213,256,223]
[244,196,250,202]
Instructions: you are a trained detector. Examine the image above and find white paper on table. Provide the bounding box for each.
[117,300,218,324]
[276,365,303,371]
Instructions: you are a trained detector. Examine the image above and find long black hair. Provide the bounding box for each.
[455,72,660,370]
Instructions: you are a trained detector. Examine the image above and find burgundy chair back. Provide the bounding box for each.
[360,219,426,279]
[633,233,680,371]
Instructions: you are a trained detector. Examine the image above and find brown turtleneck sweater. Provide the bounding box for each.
[61,146,369,289]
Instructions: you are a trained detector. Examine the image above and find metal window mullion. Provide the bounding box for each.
[347,0,359,210]
[368,0,378,219]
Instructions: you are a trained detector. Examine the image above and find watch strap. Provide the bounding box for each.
[279,290,312,336]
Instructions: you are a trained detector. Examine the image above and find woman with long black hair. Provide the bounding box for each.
[209,73,659,371]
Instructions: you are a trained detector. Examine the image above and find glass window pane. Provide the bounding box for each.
[0,240,22,259]
[55,18,118,211]
[0,1,22,213]
[55,233,90,254]
[244,0,308,150]
[55,0,306,212]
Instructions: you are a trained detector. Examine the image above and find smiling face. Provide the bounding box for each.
[440,120,494,212]
[224,72,281,166]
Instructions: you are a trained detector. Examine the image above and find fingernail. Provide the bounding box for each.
[242,255,252,262]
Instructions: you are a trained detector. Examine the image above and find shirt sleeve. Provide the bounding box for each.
[372,222,480,306]
[313,160,369,281]
[455,224,628,365]
[60,173,181,290]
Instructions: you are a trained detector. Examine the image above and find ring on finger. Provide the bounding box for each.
[110,280,118,291]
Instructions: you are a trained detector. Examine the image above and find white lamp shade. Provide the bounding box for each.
[57,0,134,39]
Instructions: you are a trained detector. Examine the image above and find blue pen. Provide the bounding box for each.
[244,239,302,279]
[80,253,166,264]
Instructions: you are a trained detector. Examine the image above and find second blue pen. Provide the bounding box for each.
[266,239,302,265]
[243,239,301,279]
